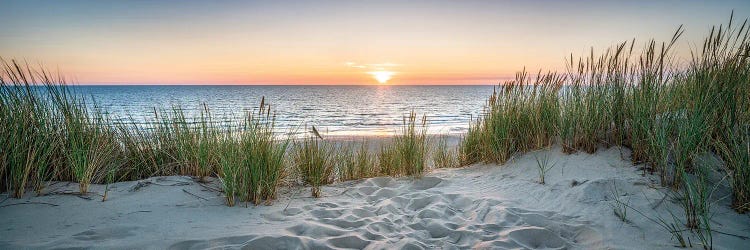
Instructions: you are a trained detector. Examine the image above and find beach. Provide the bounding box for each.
[2,4,750,249]
[2,141,748,249]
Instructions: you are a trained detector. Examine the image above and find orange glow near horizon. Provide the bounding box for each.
[51,57,527,85]
[1,1,743,85]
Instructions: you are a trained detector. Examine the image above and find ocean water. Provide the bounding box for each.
[72,85,495,136]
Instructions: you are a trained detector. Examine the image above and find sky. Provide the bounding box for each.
[1,0,748,85]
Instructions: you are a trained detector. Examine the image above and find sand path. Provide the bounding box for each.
[1,145,748,249]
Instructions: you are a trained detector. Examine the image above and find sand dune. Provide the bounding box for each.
[1,145,748,249]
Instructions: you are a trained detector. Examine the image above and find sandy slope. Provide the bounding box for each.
[1,145,748,249]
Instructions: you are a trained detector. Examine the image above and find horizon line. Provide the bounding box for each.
[69,83,504,86]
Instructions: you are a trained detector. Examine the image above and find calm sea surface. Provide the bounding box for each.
[72,85,494,136]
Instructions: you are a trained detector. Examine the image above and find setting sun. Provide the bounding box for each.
[369,71,394,84]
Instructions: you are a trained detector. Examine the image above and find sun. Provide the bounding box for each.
[369,71,394,84]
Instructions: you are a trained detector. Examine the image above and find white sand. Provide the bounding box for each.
[1,145,749,249]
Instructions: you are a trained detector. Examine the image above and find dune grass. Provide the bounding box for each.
[460,71,563,164]
[65,109,118,194]
[394,111,429,176]
[377,143,399,176]
[0,65,63,197]
[376,111,429,177]
[292,130,335,198]
[214,103,288,206]
[337,141,377,181]
[461,13,748,199]
[1,60,428,202]
[432,136,459,169]
[458,13,749,247]
[718,126,750,213]
[216,128,242,206]
[0,63,290,204]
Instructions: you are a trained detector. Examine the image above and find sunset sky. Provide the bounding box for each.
[1,0,748,85]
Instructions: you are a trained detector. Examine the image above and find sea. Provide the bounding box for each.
[71,85,495,136]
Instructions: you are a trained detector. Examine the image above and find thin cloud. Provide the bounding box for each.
[345,62,401,70]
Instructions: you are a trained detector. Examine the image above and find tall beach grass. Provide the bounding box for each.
[292,128,336,198]
[459,13,750,247]
[0,64,290,204]
[378,111,429,177]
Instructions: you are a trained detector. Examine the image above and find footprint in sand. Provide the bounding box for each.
[213,176,602,249]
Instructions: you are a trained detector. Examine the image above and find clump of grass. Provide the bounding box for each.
[647,114,674,186]
[395,111,428,176]
[626,31,681,163]
[560,57,616,154]
[671,109,710,189]
[168,104,219,180]
[534,153,557,185]
[377,143,398,176]
[458,124,482,166]
[336,146,357,181]
[378,111,428,177]
[215,99,288,206]
[1,60,66,197]
[216,129,242,206]
[460,71,563,164]
[242,101,289,204]
[64,103,118,194]
[337,141,376,181]
[718,126,750,213]
[111,111,180,181]
[432,136,459,169]
[292,126,335,198]
[678,164,713,241]
[354,142,377,178]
